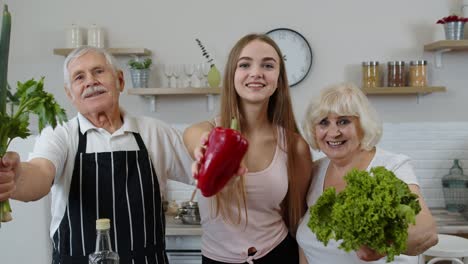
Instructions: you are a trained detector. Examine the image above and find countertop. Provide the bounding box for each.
[164,208,468,236]
[165,214,202,236]
[430,208,468,235]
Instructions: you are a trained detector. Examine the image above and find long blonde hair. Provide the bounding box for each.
[214,33,303,233]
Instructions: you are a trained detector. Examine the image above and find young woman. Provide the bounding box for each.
[184,33,313,264]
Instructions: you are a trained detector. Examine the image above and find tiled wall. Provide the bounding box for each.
[379,122,468,208]
[166,123,468,208]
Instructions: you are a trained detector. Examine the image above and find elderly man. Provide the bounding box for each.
[0,46,193,263]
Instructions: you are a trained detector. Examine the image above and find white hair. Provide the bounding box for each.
[302,83,382,151]
[63,46,120,89]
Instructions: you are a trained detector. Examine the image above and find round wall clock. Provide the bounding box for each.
[266,28,313,87]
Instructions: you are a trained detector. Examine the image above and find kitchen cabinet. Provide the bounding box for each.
[127,87,221,112]
[424,40,468,67]
[53,47,151,56]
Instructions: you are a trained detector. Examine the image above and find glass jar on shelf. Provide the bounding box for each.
[362,61,381,88]
[387,61,406,87]
[409,60,427,87]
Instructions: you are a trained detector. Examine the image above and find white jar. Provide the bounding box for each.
[87,24,105,48]
[65,24,84,48]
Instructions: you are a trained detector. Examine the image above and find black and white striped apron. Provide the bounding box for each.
[52,124,168,264]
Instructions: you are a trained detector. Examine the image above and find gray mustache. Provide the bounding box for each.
[82,86,107,99]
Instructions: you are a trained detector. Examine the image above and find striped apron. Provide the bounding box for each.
[52,124,167,264]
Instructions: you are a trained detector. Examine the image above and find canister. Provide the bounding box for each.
[362,61,380,88]
[409,60,427,87]
[387,61,406,87]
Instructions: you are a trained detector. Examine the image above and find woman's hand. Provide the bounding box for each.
[356,245,386,262]
[191,132,247,186]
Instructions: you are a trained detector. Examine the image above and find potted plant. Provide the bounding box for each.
[0,4,67,226]
[437,15,468,40]
[128,57,152,88]
[196,38,221,88]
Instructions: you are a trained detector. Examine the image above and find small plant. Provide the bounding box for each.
[436,14,468,24]
[128,58,152,69]
[196,38,215,67]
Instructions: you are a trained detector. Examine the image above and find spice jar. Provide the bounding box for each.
[409,60,427,87]
[362,61,380,88]
[387,61,406,87]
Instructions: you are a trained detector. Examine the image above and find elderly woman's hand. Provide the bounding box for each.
[356,245,386,262]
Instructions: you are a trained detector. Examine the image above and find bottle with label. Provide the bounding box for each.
[89,218,119,264]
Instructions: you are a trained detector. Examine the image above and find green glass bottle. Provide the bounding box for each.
[441,159,468,212]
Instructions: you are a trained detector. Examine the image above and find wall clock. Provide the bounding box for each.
[266,28,313,87]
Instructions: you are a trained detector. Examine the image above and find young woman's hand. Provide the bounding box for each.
[192,132,247,184]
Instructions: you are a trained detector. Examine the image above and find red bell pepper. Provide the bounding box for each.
[195,118,249,197]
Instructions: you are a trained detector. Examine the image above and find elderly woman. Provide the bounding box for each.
[296,83,438,263]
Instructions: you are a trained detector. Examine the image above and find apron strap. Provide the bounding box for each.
[77,119,87,153]
[133,132,147,152]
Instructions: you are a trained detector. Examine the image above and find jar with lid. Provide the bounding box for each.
[441,159,468,212]
[409,60,427,87]
[362,61,381,88]
[387,61,406,87]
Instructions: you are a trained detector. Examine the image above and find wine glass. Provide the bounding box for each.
[184,64,195,87]
[173,64,182,88]
[163,64,173,88]
[201,63,211,87]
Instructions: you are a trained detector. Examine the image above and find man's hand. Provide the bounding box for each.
[0,152,21,201]
[356,245,386,262]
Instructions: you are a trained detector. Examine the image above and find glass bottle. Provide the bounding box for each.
[362,61,380,88]
[441,159,468,213]
[387,61,406,87]
[408,60,427,87]
[89,218,119,264]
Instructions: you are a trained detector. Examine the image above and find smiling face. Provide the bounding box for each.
[65,51,124,117]
[233,40,280,104]
[315,113,364,161]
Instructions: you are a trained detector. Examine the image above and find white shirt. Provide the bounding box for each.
[29,111,194,238]
[296,148,419,264]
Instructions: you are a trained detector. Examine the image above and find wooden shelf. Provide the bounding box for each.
[362,86,446,95]
[127,87,221,112]
[424,40,468,67]
[127,87,221,96]
[424,40,468,51]
[53,48,151,56]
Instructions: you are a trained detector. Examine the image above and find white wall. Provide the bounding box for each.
[2,0,467,124]
[1,0,468,263]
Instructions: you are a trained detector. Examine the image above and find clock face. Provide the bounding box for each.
[266,28,313,87]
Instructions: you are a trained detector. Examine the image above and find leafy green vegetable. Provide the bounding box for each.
[0,78,67,224]
[308,166,421,262]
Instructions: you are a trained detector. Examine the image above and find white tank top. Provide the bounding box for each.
[197,125,289,263]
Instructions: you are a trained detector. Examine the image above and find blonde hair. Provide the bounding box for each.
[302,83,382,151]
[214,33,304,233]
